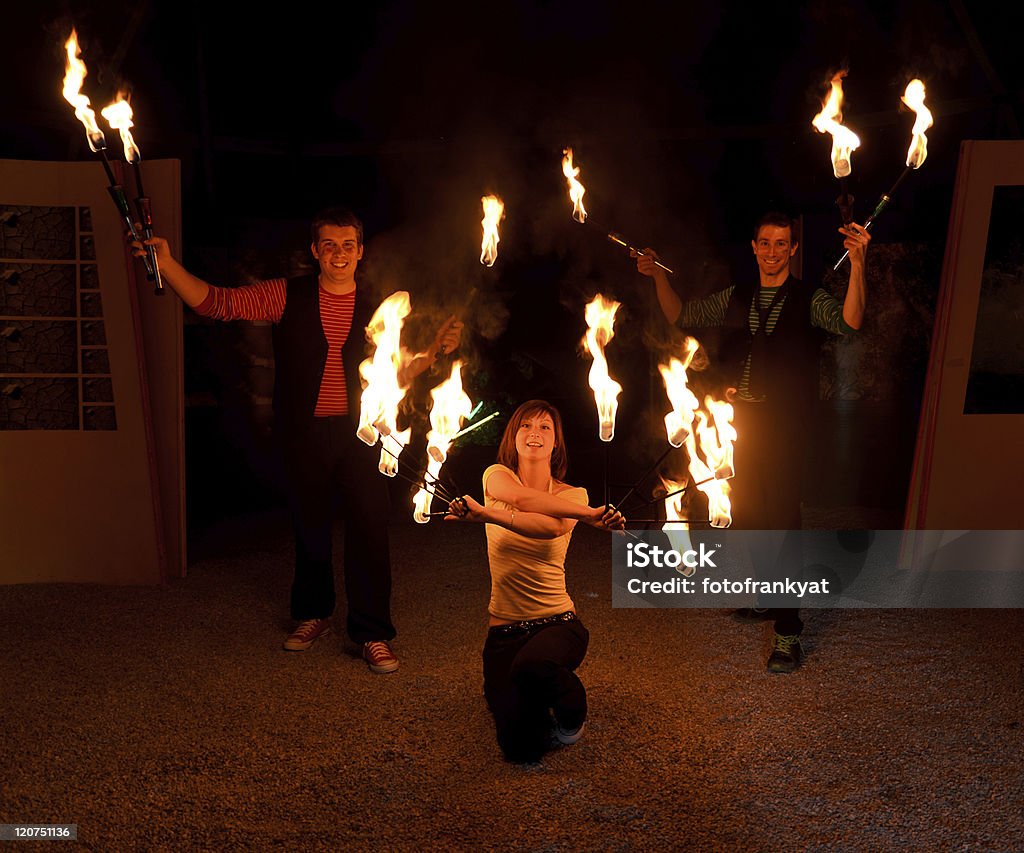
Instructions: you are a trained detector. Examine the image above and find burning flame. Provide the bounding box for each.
[561,147,588,223]
[811,72,861,178]
[582,295,622,442]
[658,337,701,447]
[660,475,698,574]
[412,361,474,523]
[901,79,933,169]
[480,195,504,267]
[662,476,688,527]
[700,396,736,483]
[658,340,736,528]
[62,30,105,152]
[101,93,141,164]
[357,292,414,475]
[682,409,733,529]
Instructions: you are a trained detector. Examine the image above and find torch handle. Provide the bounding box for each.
[133,196,164,293]
[607,232,674,274]
[583,217,674,274]
[831,206,882,272]
[832,165,914,271]
[106,185,157,279]
[144,238,164,294]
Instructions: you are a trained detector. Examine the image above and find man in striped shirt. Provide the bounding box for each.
[636,211,870,673]
[135,208,462,674]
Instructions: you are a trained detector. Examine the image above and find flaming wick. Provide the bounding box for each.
[833,78,933,271]
[480,194,504,267]
[812,72,861,225]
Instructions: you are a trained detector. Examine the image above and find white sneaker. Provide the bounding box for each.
[552,720,586,746]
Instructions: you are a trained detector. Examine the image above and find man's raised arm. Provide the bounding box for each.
[634,247,681,324]
[838,222,871,330]
[131,233,211,309]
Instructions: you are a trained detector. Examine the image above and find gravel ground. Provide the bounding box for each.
[1,510,1022,851]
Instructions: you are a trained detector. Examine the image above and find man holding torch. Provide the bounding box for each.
[133,208,462,674]
[636,212,870,673]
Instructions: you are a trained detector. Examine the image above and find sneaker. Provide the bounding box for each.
[731,607,772,624]
[552,719,586,746]
[283,618,331,651]
[767,633,803,674]
[363,641,399,674]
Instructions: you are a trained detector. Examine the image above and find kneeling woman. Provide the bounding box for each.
[447,400,623,762]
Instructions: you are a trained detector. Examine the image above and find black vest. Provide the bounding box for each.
[271,275,375,435]
[719,276,824,419]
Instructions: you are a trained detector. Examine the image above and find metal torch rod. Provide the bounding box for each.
[583,215,674,274]
[96,147,118,186]
[376,439,457,503]
[92,148,155,279]
[626,518,713,524]
[633,472,730,509]
[130,160,164,294]
[833,165,914,271]
[615,444,676,511]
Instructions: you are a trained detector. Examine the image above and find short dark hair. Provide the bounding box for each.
[310,207,364,246]
[753,210,796,240]
[496,400,569,482]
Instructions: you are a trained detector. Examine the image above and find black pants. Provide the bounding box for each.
[730,402,804,637]
[280,416,395,644]
[482,618,589,763]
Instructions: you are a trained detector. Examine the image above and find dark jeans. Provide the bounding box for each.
[731,402,805,637]
[281,415,395,644]
[482,618,589,763]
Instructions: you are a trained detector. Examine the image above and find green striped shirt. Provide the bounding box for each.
[677,285,855,402]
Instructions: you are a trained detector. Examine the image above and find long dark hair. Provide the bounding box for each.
[496,400,568,481]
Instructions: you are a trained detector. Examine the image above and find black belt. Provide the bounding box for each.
[490,610,577,636]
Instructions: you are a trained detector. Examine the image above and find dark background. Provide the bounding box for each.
[2,0,1021,532]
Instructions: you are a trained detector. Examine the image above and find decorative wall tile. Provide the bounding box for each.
[80,291,103,317]
[0,378,79,429]
[81,264,99,290]
[0,205,77,260]
[0,321,77,373]
[83,377,113,403]
[81,320,106,346]
[83,405,117,430]
[0,264,77,316]
[81,349,110,374]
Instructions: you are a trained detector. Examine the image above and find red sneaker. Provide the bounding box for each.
[283,619,331,651]
[362,641,399,674]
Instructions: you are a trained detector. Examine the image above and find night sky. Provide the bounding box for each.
[2,0,1021,515]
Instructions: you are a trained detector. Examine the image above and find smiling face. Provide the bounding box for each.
[751,224,798,284]
[496,400,569,480]
[311,224,363,292]
[515,411,557,464]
